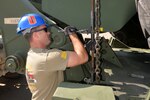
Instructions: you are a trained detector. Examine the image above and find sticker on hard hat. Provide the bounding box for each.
[28,16,37,25]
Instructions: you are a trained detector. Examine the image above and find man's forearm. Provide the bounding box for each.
[69,33,88,63]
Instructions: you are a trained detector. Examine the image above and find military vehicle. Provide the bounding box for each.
[0,0,150,100]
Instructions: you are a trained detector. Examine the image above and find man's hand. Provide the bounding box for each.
[64,26,78,35]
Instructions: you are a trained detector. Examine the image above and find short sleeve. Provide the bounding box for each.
[45,49,69,71]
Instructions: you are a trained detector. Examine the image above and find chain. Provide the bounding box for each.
[94,0,102,84]
[88,0,102,84]
[95,36,102,83]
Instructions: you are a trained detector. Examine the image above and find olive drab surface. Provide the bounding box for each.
[0,0,150,100]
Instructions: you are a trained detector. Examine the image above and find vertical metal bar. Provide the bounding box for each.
[90,0,95,83]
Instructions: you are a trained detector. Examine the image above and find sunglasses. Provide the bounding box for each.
[22,25,53,35]
[33,27,48,33]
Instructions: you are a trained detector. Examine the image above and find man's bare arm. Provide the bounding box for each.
[66,33,88,67]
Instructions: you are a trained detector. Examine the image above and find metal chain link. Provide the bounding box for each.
[94,0,102,84]
[95,36,102,83]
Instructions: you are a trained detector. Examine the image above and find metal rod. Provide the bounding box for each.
[90,0,95,83]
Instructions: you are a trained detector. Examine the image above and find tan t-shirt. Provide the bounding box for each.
[25,48,68,100]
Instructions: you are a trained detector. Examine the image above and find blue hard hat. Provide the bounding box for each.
[17,13,48,34]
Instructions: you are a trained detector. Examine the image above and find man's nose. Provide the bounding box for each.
[47,31,51,35]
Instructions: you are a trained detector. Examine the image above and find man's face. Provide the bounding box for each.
[33,25,51,47]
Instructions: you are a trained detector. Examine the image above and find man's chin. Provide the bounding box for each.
[46,41,51,48]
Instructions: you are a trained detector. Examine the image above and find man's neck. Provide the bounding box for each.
[30,42,46,49]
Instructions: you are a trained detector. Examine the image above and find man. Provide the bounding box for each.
[17,13,88,100]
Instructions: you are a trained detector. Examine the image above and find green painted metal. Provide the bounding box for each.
[0,0,31,56]
[0,0,137,57]
[52,82,115,100]
[42,0,136,32]
[0,0,149,99]
[145,89,150,100]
